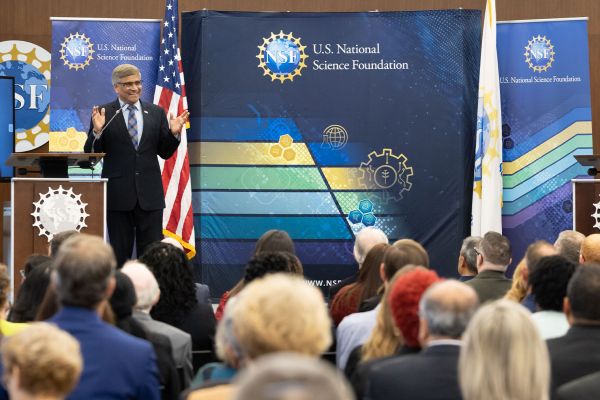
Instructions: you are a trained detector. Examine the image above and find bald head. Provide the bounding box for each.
[121,260,160,313]
[580,234,600,264]
[525,240,557,272]
[353,227,388,265]
[418,280,478,344]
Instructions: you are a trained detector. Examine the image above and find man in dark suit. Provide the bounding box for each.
[365,279,478,400]
[49,233,160,399]
[84,64,188,267]
[465,231,512,303]
[547,264,600,398]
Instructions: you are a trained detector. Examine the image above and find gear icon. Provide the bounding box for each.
[359,148,413,202]
[592,196,600,230]
[31,185,89,241]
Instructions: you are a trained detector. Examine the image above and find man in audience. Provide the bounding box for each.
[122,260,194,387]
[547,263,600,397]
[366,280,478,400]
[457,236,481,282]
[465,231,512,303]
[49,233,160,399]
[554,230,585,265]
[336,240,428,370]
[48,230,79,258]
[529,255,577,339]
[329,227,388,300]
[579,233,600,264]
[521,240,558,312]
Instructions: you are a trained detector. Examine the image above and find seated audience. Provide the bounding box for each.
[19,254,51,280]
[579,233,600,263]
[329,227,388,300]
[457,236,481,281]
[459,300,550,400]
[366,280,478,400]
[0,264,27,336]
[2,323,82,400]
[465,231,512,303]
[547,263,600,396]
[554,230,585,265]
[9,261,51,323]
[529,255,577,339]
[122,260,194,388]
[49,233,160,399]
[504,258,528,303]
[520,240,558,312]
[49,230,79,258]
[140,242,217,371]
[233,353,355,400]
[556,370,600,400]
[330,243,388,326]
[216,229,296,320]
[186,274,331,400]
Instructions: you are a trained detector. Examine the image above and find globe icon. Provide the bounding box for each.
[324,125,348,149]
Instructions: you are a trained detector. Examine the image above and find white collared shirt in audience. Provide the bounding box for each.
[531,310,569,339]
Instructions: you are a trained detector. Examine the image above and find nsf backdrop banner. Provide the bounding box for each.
[50,18,160,150]
[498,19,592,265]
[182,10,481,295]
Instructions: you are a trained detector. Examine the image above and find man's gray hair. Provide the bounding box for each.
[419,280,478,338]
[460,236,482,275]
[353,227,388,265]
[554,230,585,265]
[111,64,141,86]
[121,261,160,312]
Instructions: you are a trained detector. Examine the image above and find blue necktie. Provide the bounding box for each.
[127,104,139,150]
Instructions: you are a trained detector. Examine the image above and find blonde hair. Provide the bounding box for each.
[2,323,82,397]
[361,266,417,361]
[232,274,331,361]
[111,64,140,85]
[504,258,528,303]
[580,233,600,263]
[459,300,550,400]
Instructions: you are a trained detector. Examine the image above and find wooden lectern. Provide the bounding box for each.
[573,155,600,234]
[7,153,106,292]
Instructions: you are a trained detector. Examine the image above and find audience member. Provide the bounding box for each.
[122,260,194,388]
[556,370,600,400]
[140,242,217,371]
[336,240,428,370]
[9,261,51,323]
[547,263,600,396]
[459,300,550,400]
[366,280,478,400]
[2,323,82,400]
[186,274,331,400]
[529,256,577,339]
[350,267,440,398]
[215,229,296,320]
[579,233,600,263]
[49,233,160,399]
[329,227,388,300]
[48,230,79,258]
[504,258,528,303]
[19,254,51,279]
[554,230,585,265]
[330,243,388,326]
[465,231,512,303]
[233,353,355,400]
[521,240,558,312]
[0,264,27,336]
[457,236,481,281]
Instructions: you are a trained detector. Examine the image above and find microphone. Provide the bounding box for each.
[90,103,128,151]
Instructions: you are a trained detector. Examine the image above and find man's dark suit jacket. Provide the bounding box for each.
[84,99,179,211]
[547,325,600,399]
[365,344,462,400]
[556,370,600,400]
[464,269,511,304]
[49,306,160,400]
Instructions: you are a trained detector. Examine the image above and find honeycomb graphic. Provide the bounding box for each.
[269,134,296,161]
[347,199,377,227]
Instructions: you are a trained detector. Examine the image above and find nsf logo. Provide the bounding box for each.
[257,31,308,83]
[59,32,94,71]
[524,35,555,73]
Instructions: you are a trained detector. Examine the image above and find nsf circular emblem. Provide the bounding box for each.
[524,35,555,73]
[257,31,308,83]
[31,186,89,242]
[59,32,94,71]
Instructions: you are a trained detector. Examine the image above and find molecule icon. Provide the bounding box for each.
[347,199,377,227]
[269,134,297,161]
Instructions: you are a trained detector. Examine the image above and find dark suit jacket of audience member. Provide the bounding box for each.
[175,303,218,371]
[50,306,160,400]
[358,293,382,312]
[547,325,600,399]
[365,344,462,400]
[464,269,511,304]
[328,272,358,301]
[556,370,600,400]
[349,345,420,399]
[195,283,211,305]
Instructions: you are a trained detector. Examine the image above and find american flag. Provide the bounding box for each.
[153,0,196,258]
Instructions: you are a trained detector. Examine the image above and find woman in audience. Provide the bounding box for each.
[186,273,332,400]
[504,258,528,303]
[0,264,28,336]
[2,323,82,400]
[140,242,217,371]
[215,229,295,320]
[9,261,52,323]
[330,243,388,326]
[459,300,550,400]
[19,254,51,279]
